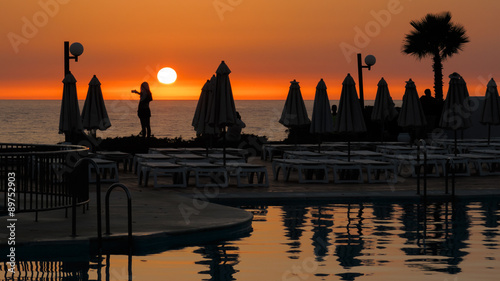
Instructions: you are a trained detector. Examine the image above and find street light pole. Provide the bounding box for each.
[357,53,376,109]
[64,41,84,76]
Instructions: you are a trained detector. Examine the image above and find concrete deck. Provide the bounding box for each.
[2,156,500,259]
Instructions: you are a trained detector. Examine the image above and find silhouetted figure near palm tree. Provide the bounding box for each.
[402,12,469,100]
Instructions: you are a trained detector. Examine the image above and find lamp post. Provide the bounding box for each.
[357,53,376,109]
[64,41,84,76]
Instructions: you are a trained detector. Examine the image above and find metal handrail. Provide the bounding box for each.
[445,157,456,196]
[416,139,428,196]
[105,183,133,250]
[0,143,90,215]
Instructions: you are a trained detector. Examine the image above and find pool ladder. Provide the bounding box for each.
[104,183,133,247]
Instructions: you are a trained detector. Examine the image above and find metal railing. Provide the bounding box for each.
[0,143,90,216]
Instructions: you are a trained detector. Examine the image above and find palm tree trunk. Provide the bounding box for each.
[433,53,444,100]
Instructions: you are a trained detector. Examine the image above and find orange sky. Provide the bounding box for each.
[1,0,499,100]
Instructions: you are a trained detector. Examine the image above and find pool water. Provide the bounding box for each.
[8,198,500,280]
[96,198,499,281]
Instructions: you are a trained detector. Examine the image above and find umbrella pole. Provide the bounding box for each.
[381,121,385,143]
[318,134,322,152]
[223,126,227,166]
[206,134,211,157]
[348,139,351,162]
[488,124,491,145]
[454,130,458,156]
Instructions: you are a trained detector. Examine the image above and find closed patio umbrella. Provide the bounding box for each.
[398,79,427,142]
[192,76,217,136]
[371,77,397,141]
[59,72,83,143]
[280,80,311,144]
[81,75,111,138]
[439,73,472,154]
[208,61,237,128]
[208,61,238,165]
[310,79,334,151]
[335,74,366,160]
[480,78,500,144]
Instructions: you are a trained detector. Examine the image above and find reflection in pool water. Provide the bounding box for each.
[4,198,500,280]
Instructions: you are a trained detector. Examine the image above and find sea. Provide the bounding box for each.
[1,99,391,145]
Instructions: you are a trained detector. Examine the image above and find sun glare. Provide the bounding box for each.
[157,67,177,84]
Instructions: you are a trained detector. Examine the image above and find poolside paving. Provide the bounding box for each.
[2,156,500,258]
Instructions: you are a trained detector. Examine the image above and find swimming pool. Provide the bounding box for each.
[6,198,500,280]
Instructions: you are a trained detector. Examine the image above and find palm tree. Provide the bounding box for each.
[402,12,469,100]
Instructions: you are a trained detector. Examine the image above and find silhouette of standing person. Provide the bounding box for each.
[132,82,153,137]
[420,88,437,136]
[331,104,338,125]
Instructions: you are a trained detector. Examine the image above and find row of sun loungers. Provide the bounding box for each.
[262,140,500,184]
[87,139,500,187]
[135,148,268,188]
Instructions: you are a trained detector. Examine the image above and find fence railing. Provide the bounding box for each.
[0,143,90,215]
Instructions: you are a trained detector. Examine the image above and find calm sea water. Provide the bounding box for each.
[0,100,385,144]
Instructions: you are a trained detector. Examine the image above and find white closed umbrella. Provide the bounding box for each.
[480,78,500,144]
[81,75,111,138]
[59,72,83,143]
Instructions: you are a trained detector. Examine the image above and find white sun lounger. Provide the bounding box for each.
[178,162,228,188]
[225,163,269,187]
[272,159,329,183]
[139,162,187,188]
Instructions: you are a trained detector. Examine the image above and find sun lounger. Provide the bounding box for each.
[261,144,308,161]
[458,153,500,176]
[133,153,174,174]
[225,163,269,187]
[320,151,350,159]
[271,159,329,183]
[384,154,470,177]
[149,147,185,154]
[283,150,329,159]
[311,159,363,183]
[96,151,131,171]
[138,162,187,188]
[350,150,385,161]
[207,153,246,163]
[383,154,442,177]
[169,153,210,163]
[178,162,228,188]
[376,145,416,155]
[352,159,397,183]
[88,158,119,183]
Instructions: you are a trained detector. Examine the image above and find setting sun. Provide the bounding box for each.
[157,67,177,84]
